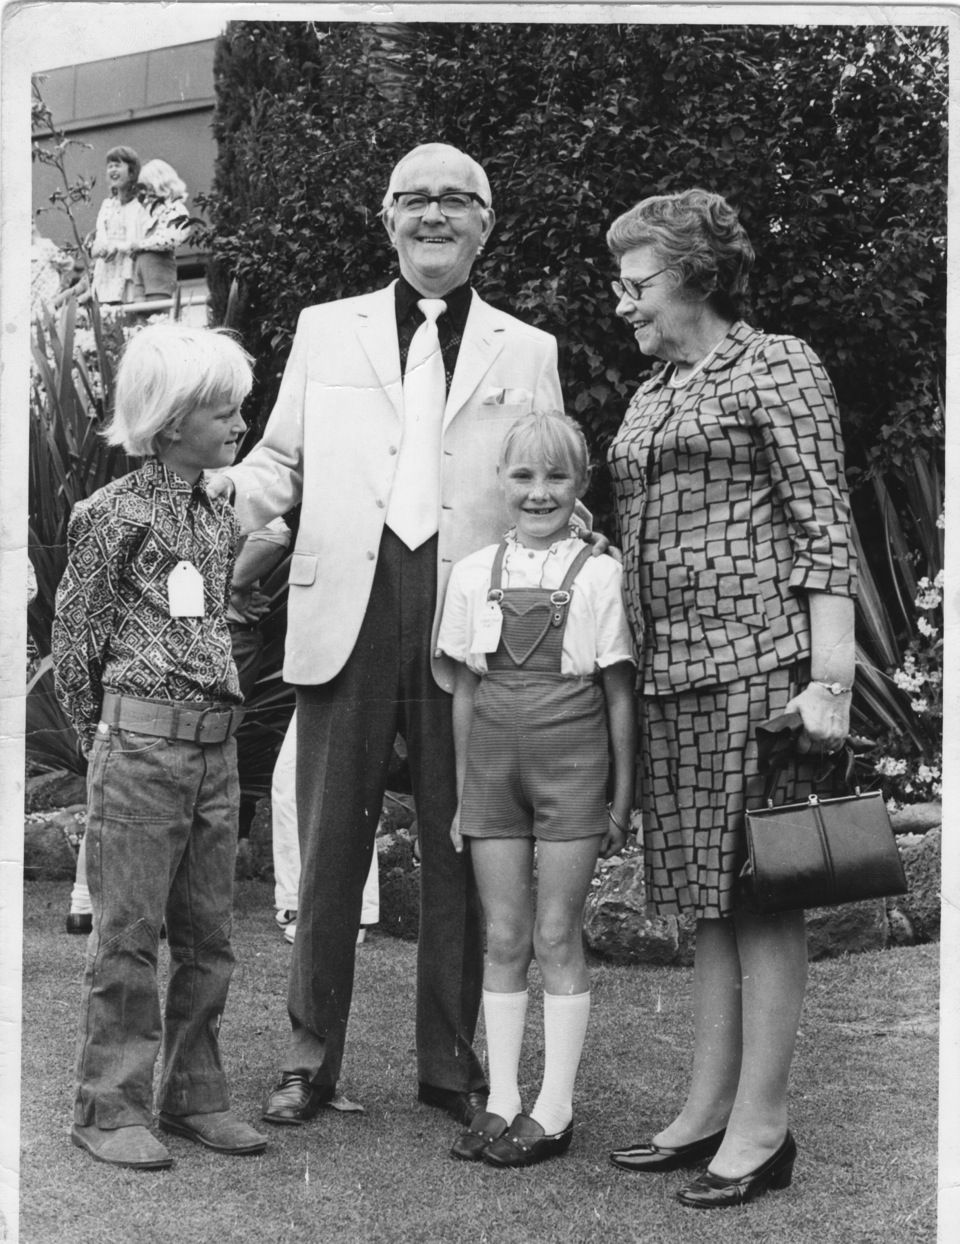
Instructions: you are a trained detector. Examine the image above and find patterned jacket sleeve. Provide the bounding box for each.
[52,499,129,750]
[137,198,191,253]
[750,335,858,598]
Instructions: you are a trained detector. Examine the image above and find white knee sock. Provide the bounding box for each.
[482,988,528,1124]
[70,836,92,915]
[530,990,591,1136]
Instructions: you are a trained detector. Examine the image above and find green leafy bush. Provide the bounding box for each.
[199,23,945,514]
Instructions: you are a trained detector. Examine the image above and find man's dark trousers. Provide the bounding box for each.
[283,527,486,1095]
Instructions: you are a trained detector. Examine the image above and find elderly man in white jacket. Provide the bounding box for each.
[217,143,564,1129]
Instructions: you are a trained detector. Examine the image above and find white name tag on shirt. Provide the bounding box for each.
[471,601,503,654]
[168,561,205,617]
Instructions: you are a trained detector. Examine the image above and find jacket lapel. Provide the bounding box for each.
[444,292,505,430]
[354,283,404,419]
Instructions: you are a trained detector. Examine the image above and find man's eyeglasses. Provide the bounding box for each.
[611,266,674,301]
[392,191,487,218]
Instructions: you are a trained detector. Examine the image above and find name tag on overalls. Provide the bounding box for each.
[471,600,503,654]
[168,561,205,617]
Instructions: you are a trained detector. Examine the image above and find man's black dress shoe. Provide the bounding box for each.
[676,1131,796,1209]
[609,1127,726,1172]
[450,1110,509,1162]
[417,1083,488,1127]
[262,1073,334,1126]
[482,1114,573,1168]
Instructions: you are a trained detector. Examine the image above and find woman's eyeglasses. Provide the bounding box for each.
[611,266,674,301]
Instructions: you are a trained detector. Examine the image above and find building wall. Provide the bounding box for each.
[32,39,216,271]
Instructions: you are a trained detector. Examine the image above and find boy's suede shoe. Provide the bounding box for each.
[71,1123,173,1170]
[158,1110,267,1155]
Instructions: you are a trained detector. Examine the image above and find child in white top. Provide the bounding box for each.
[90,146,146,304]
[437,410,636,1168]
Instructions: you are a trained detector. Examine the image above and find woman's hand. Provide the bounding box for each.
[205,473,235,503]
[450,807,464,855]
[599,812,628,859]
[784,682,851,755]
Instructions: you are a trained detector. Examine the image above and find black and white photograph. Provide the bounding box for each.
[1,3,953,1241]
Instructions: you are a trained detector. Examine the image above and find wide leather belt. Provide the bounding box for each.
[99,692,244,744]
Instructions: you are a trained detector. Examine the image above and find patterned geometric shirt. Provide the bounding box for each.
[53,458,242,750]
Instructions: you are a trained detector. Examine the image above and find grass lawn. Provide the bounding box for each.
[20,879,938,1244]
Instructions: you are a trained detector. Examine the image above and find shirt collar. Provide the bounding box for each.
[644,320,760,392]
[503,528,584,555]
[395,275,472,325]
[146,457,213,507]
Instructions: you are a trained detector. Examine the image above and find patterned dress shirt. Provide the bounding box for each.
[395,275,472,389]
[53,458,242,750]
[609,321,858,695]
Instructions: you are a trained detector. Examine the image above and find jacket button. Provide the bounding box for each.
[376,499,385,508]
[388,445,398,455]
[367,551,376,560]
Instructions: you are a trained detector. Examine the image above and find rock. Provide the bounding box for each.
[804,899,889,960]
[25,769,87,812]
[242,795,275,880]
[888,827,941,942]
[583,854,696,966]
[24,806,85,880]
[889,802,942,834]
[376,830,420,941]
[581,826,941,963]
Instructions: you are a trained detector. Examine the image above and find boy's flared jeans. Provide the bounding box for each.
[74,726,238,1129]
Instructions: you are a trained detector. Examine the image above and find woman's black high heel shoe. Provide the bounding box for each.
[675,1131,796,1209]
[609,1128,726,1172]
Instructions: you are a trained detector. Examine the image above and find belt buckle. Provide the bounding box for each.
[195,704,218,744]
[549,589,571,626]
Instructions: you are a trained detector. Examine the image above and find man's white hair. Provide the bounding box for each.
[380,143,493,216]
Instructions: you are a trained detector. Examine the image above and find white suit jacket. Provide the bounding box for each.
[225,282,563,692]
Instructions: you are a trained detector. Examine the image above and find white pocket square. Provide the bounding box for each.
[481,386,532,406]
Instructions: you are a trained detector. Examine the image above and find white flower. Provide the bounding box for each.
[910,698,929,714]
[893,665,925,694]
[917,616,938,639]
[914,577,942,611]
[876,756,908,777]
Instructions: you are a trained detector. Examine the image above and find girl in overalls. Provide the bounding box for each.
[437,410,636,1168]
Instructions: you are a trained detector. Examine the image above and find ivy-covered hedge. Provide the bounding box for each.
[200,21,946,525]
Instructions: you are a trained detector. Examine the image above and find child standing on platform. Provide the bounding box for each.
[53,323,267,1171]
[437,410,636,1168]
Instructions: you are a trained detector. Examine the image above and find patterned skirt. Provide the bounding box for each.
[640,663,829,919]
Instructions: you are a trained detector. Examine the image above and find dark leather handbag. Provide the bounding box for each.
[740,713,908,914]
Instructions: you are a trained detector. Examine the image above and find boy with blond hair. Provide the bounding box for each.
[54,323,267,1170]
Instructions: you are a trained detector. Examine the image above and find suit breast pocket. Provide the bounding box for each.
[476,386,534,420]
[288,552,319,587]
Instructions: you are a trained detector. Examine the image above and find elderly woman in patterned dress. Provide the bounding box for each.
[604,189,857,1209]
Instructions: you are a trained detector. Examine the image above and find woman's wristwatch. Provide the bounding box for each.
[810,680,852,696]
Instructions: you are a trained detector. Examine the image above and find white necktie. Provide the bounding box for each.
[386,298,447,550]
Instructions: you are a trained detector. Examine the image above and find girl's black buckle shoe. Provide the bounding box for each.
[609,1127,726,1172]
[482,1113,573,1168]
[675,1131,796,1209]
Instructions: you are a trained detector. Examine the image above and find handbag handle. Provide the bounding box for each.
[755,712,860,807]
